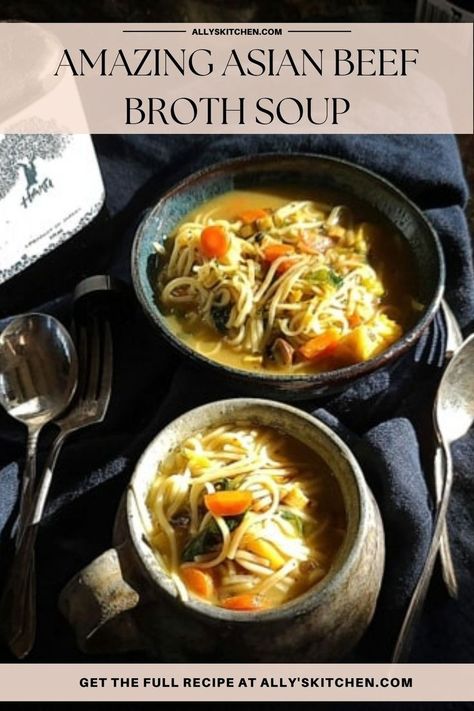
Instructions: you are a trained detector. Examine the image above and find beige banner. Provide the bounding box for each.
[0,664,473,701]
[0,22,472,134]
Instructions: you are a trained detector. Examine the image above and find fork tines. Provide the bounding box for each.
[69,315,113,424]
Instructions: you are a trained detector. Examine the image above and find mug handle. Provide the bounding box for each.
[58,544,149,654]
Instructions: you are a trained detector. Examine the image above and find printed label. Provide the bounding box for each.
[0,134,105,284]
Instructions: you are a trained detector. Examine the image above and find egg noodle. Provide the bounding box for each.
[146,424,346,611]
[157,199,404,371]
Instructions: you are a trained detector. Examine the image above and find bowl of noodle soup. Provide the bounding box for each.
[132,154,444,399]
[59,399,384,660]
[122,399,384,661]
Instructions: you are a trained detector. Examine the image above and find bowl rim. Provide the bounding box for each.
[131,151,445,386]
[126,397,381,623]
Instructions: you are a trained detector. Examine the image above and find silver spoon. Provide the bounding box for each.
[0,313,78,543]
[393,333,474,662]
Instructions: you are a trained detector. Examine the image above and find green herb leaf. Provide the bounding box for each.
[210,304,232,333]
[214,478,232,491]
[307,269,343,289]
[280,510,304,536]
[181,514,243,562]
[328,270,344,288]
[181,528,216,562]
[226,516,243,532]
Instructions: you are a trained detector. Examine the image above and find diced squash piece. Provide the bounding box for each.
[339,325,378,362]
[245,538,286,570]
[361,275,384,297]
[282,484,310,510]
[289,289,302,303]
[257,214,274,231]
[183,449,211,474]
[332,315,402,365]
[150,530,168,552]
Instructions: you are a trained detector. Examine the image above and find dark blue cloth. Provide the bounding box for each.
[0,134,473,663]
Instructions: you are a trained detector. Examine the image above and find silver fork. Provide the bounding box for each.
[0,314,113,659]
[433,300,462,598]
[412,299,459,598]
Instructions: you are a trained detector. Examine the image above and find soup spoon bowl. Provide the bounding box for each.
[0,312,78,539]
[393,333,474,661]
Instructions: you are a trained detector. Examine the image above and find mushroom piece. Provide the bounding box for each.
[239,224,255,239]
[170,511,191,529]
[271,338,295,366]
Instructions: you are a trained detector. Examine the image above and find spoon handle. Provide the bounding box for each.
[0,526,38,659]
[392,436,454,662]
[433,446,458,598]
[16,427,40,546]
[0,430,67,658]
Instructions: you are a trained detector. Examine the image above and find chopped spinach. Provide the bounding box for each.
[210,303,232,333]
[307,269,343,289]
[181,514,243,562]
[280,509,304,536]
[226,517,242,533]
[328,271,344,288]
[182,527,216,562]
[214,478,232,491]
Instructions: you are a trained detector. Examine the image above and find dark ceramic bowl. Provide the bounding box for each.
[131,153,445,400]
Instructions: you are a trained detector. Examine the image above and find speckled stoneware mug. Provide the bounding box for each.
[59,399,385,662]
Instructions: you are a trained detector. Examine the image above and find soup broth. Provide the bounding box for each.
[155,189,418,374]
[146,424,347,611]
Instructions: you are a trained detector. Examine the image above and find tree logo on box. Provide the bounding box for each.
[0,134,71,208]
[19,159,39,189]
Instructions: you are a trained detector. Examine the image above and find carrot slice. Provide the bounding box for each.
[204,490,253,517]
[348,313,362,328]
[200,225,230,259]
[298,328,341,360]
[276,258,295,275]
[181,567,214,599]
[263,244,294,263]
[221,593,268,611]
[239,208,268,224]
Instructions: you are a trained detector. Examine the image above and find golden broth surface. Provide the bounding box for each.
[146,424,347,610]
[156,188,418,374]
